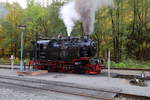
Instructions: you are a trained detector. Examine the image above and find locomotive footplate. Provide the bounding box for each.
[29,57,102,74]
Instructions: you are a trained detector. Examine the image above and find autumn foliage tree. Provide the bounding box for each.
[0,0,150,62]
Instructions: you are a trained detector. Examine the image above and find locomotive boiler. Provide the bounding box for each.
[29,36,102,74]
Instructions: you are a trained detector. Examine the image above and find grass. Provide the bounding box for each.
[0,57,29,65]
[110,59,150,69]
[0,57,10,64]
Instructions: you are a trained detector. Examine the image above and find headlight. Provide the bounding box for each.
[90,58,99,64]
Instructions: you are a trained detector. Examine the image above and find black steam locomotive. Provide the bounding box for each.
[29,36,102,74]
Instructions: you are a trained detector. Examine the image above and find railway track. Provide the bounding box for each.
[0,75,116,100]
[0,64,150,71]
[113,74,150,81]
[103,67,150,71]
[0,75,150,100]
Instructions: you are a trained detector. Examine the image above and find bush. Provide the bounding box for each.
[109,59,150,69]
[0,57,30,65]
[0,57,10,64]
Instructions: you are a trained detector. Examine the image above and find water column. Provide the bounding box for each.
[18,25,26,72]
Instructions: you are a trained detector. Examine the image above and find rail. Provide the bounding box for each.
[0,75,149,100]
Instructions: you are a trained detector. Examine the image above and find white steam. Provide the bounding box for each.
[59,1,81,36]
[59,0,114,36]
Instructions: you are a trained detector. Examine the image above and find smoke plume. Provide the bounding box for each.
[59,1,81,36]
[59,0,114,36]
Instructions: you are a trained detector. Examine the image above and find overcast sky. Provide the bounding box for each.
[0,0,54,8]
[0,0,27,8]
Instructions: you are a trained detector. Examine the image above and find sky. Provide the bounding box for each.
[0,0,27,8]
[0,0,54,8]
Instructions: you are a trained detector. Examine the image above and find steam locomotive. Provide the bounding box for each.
[29,36,103,74]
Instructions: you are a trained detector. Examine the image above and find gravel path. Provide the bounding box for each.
[0,69,150,98]
[0,83,97,100]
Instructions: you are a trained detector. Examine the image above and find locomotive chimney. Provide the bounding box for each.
[67,36,71,41]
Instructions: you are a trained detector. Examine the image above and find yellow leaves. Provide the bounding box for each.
[101,36,112,45]
[148,23,150,28]
[123,0,130,8]
[142,42,150,48]
[123,14,133,24]
[6,8,22,26]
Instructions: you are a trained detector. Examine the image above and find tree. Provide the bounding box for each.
[1,2,23,57]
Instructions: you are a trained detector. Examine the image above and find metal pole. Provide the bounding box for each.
[20,31,24,72]
[10,55,14,71]
[108,49,111,77]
